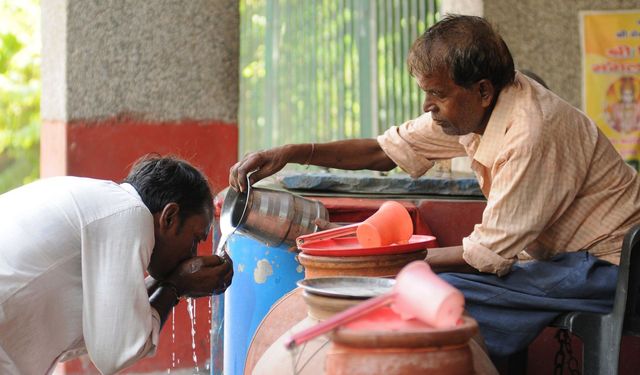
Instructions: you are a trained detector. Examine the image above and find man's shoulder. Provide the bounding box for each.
[64,178,152,224]
[504,87,594,153]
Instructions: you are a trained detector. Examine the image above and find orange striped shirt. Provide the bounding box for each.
[378,72,640,276]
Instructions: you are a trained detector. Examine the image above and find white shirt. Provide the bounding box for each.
[0,177,161,375]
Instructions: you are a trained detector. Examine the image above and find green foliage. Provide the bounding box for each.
[0,0,40,193]
[238,0,439,161]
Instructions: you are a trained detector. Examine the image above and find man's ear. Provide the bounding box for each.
[159,203,180,232]
[477,79,495,107]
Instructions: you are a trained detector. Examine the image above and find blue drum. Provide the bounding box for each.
[223,233,304,374]
[214,186,328,374]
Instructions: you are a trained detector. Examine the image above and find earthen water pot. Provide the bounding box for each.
[297,250,427,279]
[250,290,363,375]
[325,309,479,375]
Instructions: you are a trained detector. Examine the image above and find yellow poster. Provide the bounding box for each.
[581,10,640,169]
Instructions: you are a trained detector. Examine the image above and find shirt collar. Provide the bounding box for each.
[472,76,520,168]
[120,182,144,203]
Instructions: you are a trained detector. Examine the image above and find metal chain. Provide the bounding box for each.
[554,329,581,375]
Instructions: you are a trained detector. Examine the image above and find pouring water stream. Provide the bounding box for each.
[179,177,251,373]
[216,175,252,256]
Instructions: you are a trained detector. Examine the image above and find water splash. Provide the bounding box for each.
[208,296,212,327]
[171,306,176,369]
[187,298,199,372]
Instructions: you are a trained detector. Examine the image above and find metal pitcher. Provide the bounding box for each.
[220,186,329,247]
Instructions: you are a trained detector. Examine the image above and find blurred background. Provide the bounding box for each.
[0,0,40,193]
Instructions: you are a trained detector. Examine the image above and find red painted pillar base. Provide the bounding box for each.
[41,117,238,192]
[41,117,238,374]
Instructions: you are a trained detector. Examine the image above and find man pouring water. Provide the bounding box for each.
[230,14,640,360]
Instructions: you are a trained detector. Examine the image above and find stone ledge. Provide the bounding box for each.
[277,172,482,197]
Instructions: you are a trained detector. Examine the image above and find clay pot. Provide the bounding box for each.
[249,289,364,375]
[297,250,427,279]
[248,250,425,374]
[325,313,478,375]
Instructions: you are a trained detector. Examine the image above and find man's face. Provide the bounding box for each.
[148,206,212,281]
[416,70,494,136]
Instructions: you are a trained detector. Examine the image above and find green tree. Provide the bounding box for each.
[0,0,40,193]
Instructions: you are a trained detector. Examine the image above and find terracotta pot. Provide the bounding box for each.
[325,314,478,375]
[297,250,427,279]
[248,250,424,374]
[249,289,364,375]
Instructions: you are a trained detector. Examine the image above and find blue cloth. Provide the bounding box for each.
[440,251,618,357]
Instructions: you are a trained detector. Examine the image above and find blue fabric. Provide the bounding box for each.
[440,251,618,357]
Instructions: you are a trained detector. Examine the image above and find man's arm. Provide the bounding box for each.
[81,208,162,374]
[146,276,179,328]
[230,139,396,191]
[425,246,479,274]
[145,275,159,296]
[149,285,180,327]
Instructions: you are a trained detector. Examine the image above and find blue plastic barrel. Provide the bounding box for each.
[223,233,304,374]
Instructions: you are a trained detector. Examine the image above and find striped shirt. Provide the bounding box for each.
[378,72,640,276]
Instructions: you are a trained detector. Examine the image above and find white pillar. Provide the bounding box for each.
[441,0,483,17]
[440,0,483,175]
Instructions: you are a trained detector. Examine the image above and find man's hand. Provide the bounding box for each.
[228,140,395,192]
[167,255,234,298]
[229,146,294,192]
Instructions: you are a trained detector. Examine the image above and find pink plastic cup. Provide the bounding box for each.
[393,260,465,328]
[284,260,465,348]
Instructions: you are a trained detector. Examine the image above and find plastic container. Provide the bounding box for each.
[356,200,413,247]
[222,234,304,375]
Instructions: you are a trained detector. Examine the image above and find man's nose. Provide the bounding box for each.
[423,97,436,113]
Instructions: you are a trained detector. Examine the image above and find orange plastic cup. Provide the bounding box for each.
[356,201,413,248]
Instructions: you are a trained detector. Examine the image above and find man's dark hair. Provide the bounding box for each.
[407,14,515,92]
[124,154,213,219]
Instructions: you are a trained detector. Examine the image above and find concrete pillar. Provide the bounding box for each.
[441,0,483,17]
[41,1,239,373]
[439,0,483,175]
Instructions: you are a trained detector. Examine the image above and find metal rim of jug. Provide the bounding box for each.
[220,182,252,232]
[220,174,252,236]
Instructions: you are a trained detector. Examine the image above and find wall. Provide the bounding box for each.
[484,0,639,109]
